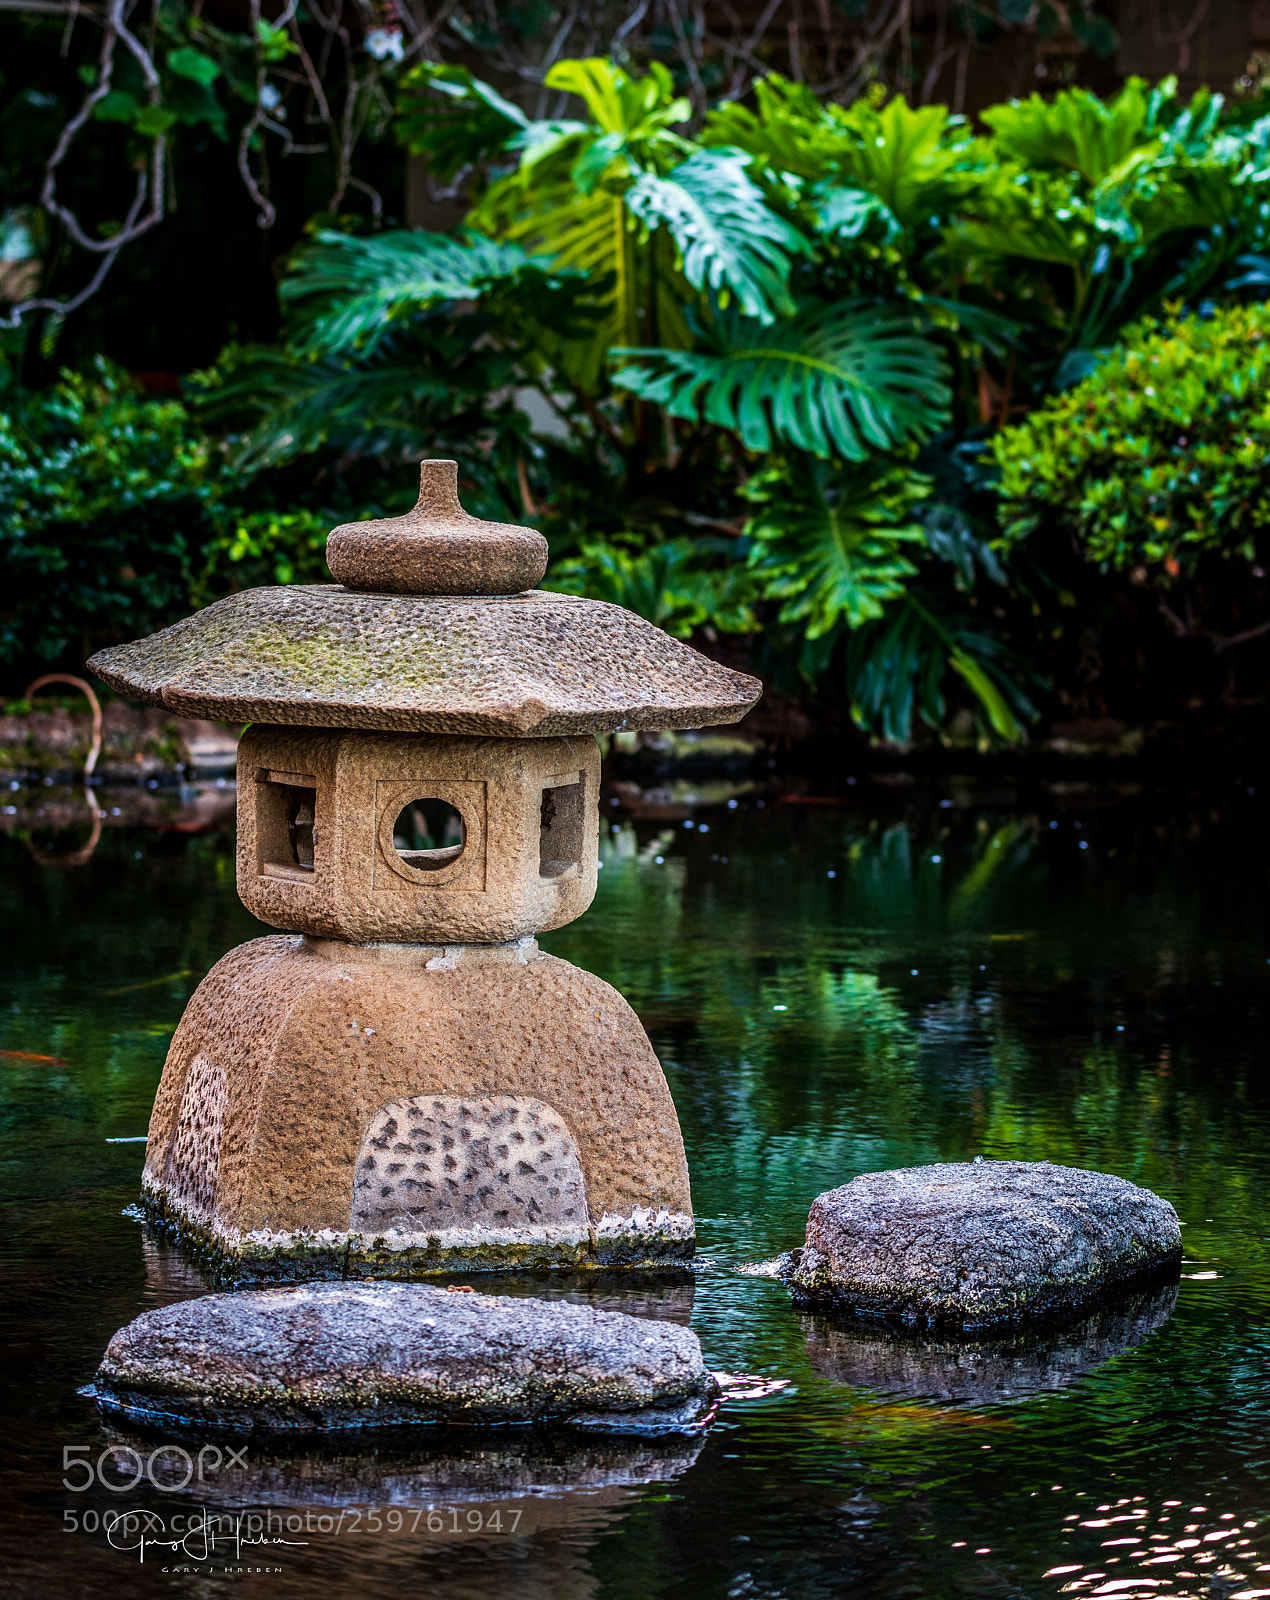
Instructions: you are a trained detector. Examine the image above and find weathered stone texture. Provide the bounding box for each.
[144,935,693,1275]
[327,460,548,596]
[236,726,599,944]
[161,1052,227,1222]
[90,460,733,1288]
[351,1096,589,1235]
[87,586,761,737]
[87,1281,715,1434]
[786,1160,1182,1332]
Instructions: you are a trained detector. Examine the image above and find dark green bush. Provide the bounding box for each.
[0,358,223,667]
[10,61,1270,744]
[993,303,1270,573]
[0,357,335,671]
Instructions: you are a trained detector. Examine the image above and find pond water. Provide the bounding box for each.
[2,776,1269,1599]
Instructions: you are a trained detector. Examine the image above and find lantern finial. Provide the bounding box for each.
[326,458,548,596]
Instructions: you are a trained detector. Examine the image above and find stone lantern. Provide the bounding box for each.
[90,462,760,1281]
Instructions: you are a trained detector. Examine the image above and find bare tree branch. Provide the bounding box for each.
[0,0,1121,329]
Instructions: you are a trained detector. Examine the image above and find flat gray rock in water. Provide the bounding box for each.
[786,1160,1181,1332]
[85,1281,715,1436]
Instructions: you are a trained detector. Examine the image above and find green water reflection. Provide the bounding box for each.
[2,784,1269,1598]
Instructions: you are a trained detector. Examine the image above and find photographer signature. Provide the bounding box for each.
[105,1508,307,1565]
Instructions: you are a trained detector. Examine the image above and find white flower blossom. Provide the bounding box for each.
[365,27,403,61]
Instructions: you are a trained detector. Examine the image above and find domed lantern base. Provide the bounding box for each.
[90,460,761,1283]
[141,936,693,1281]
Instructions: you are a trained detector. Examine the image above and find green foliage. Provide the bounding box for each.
[167,47,221,87]
[739,456,1035,743]
[21,57,1270,748]
[0,358,221,666]
[0,355,361,669]
[395,63,532,180]
[469,57,808,377]
[149,56,1068,745]
[704,70,1270,401]
[82,34,229,141]
[612,302,951,460]
[194,508,331,599]
[705,78,982,235]
[545,539,759,637]
[949,78,1270,377]
[744,458,929,633]
[844,599,1038,746]
[624,147,808,322]
[981,78,1169,183]
[253,20,297,62]
[195,321,522,471]
[993,302,1270,572]
[277,230,541,356]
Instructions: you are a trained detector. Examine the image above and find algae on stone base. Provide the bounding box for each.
[142,1184,694,1289]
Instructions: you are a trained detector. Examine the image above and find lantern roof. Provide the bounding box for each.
[88,462,761,737]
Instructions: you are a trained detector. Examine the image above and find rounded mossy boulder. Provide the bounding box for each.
[784,1160,1181,1333]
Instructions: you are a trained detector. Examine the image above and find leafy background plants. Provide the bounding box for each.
[5,2,1270,758]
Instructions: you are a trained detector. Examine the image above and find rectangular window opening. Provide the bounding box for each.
[539,774,585,881]
[256,770,318,883]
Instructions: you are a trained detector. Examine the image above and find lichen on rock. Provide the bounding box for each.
[88,586,761,737]
[784,1160,1182,1333]
[84,1280,717,1435]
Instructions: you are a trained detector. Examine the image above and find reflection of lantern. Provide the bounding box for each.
[91,462,760,1280]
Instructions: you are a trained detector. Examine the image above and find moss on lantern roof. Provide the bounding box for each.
[88,586,761,738]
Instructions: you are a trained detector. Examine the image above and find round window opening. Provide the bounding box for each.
[392,798,465,872]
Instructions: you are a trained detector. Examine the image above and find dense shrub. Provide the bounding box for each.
[8,63,1270,745]
[198,64,1270,745]
[0,359,223,667]
[993,304,1270,573]
[195,509,333,599]
[0,358,334,670]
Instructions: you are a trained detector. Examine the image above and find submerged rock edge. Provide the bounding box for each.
[79,1383,718,1439]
